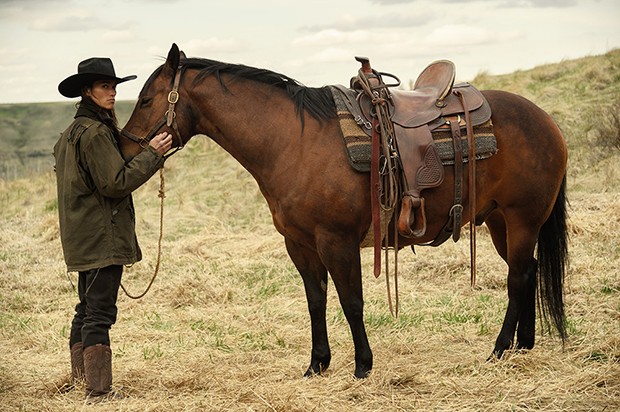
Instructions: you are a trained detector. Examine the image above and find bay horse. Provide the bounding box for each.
[121,44,568,379]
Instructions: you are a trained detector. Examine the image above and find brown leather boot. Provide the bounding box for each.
[70,342,85,384]
[56,342,85,393]
[83,344,114,400]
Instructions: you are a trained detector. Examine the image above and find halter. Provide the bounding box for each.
[120,64,185,159]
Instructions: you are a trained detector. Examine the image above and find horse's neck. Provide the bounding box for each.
[191,78,302,181]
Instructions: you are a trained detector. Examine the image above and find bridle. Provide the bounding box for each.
[120,64,185,159]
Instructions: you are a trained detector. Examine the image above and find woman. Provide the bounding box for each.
[54,57,172,400]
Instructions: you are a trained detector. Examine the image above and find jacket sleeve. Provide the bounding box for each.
[80,123,165,198]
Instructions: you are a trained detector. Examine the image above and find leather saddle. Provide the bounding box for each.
[338,59,492,241]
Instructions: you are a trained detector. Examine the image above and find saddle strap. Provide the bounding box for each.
[456,90,477,288]
[371,117,382,278]
[355,61,384,279]
[421,117,464,248]
[449,119,464,241]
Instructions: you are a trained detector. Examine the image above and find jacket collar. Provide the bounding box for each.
[75,99,105,120]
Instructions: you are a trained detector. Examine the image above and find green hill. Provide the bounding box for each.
[0,101,135,179]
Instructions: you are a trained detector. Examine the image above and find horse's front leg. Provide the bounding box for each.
[316,233,372,378]
[285,238,331,376]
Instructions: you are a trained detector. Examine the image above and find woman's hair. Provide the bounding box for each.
[79,85,120,139]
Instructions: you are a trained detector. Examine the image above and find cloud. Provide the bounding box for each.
[501,0,577,7]
[0,47,30,62]
[292,29,371,46]
[311,46,357,63]
[29,10,102,32]
[301,11,435,32]
[102,30,136,43]
[370,0,416,4]
[0,62,35,75]
[370,0,577,7]
[423,24,521,46]
[183,37,247,56]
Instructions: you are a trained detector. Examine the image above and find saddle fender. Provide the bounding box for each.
[394,123,444,238]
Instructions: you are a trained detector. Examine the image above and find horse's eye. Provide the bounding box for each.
[139,97,152,108]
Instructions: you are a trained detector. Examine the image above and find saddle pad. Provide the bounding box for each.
[331,87,373,172]
[432,121,497,165]
[331,87,497,172]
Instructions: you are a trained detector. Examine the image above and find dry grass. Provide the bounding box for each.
[1,137,618,411]
[2,50,620,410]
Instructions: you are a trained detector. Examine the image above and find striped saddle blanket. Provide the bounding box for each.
[330,85,497,173]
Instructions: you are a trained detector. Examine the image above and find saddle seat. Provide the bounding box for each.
[390,60,456,128]
[356,60,487,131]
[390,60,485,129]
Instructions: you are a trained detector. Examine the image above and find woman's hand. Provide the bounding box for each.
[149,132,173,155]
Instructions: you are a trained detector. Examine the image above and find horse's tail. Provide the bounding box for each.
[536,174,569,342]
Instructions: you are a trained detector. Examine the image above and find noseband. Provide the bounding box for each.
[120,65,185,159]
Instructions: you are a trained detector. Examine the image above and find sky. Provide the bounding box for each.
[0,0,618,104]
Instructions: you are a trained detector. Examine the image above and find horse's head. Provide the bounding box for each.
[120,43,193,161]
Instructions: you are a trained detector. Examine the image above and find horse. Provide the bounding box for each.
[120,44,568,379]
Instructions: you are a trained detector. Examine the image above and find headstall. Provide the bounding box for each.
[120,64,185,159]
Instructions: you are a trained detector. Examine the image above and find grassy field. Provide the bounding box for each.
[1,50,619,411]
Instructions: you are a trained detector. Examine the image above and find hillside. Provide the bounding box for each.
[0,101,135,179]
[0,51,618,411]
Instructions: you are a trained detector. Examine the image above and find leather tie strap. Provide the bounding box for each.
[371,114,382,278]
[456,90,477,288]
[449,118,464,241]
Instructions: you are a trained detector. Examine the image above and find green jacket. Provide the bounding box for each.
[54,102,164,272]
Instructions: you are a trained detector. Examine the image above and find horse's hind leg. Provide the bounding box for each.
[486,211,538,358]
[284,237,331,377]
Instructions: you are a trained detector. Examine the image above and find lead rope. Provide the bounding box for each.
[120,167,166,299]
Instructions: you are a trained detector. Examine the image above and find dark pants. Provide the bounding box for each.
[69,265,123,349]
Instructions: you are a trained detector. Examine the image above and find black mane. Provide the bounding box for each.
[144,57,337,126]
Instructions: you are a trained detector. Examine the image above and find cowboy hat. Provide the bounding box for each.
[58,57,137,98]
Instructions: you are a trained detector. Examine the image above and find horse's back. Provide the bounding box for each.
[483,89,566,155]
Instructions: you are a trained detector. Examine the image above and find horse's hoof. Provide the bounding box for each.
[487,349,503,362]
[303,368,319,378]
[303,361,329,378]
[353,368,371,379]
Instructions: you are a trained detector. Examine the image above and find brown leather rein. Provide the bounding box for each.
[120,66,185,159]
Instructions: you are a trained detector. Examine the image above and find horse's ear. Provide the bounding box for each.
[165,43,180,71]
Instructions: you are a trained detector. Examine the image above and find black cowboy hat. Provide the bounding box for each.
[58,57,137,98]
